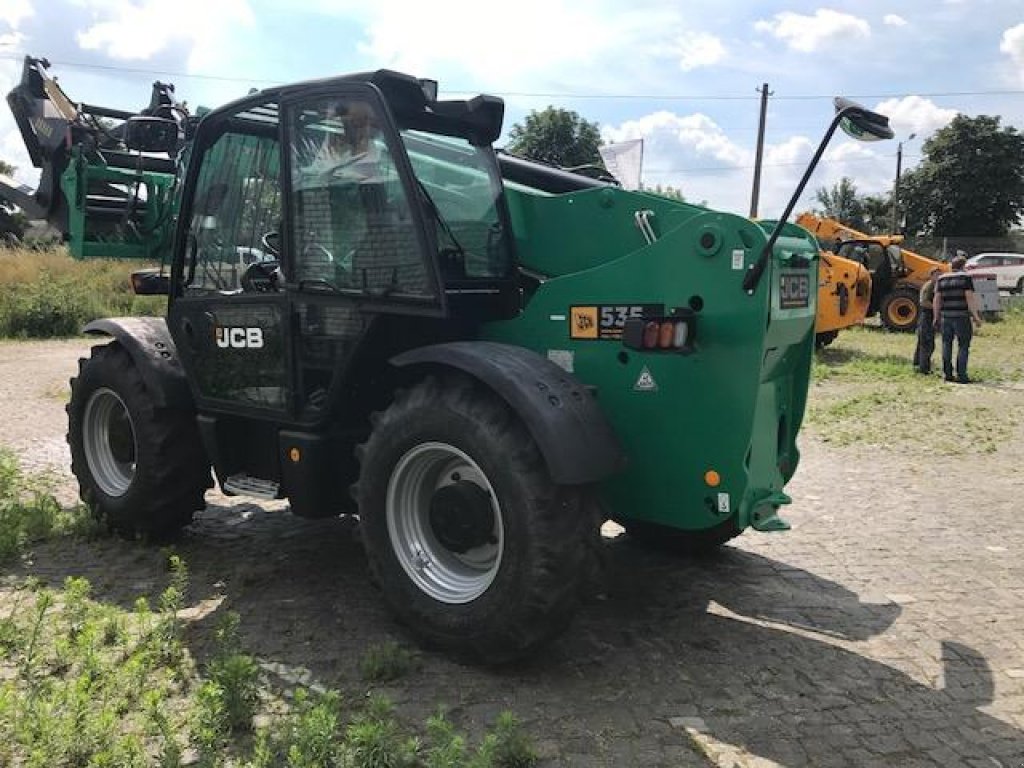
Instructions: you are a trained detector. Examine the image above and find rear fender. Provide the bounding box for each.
[82,317,193,410]
[391,341,625,485]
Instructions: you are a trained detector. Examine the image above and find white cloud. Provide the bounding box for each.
[74,0,254,72]
[290,0,693,90]
[872,95,958,140]
[883,14,908,27]
[1000,23,1024,85]
[0,0,33,30]
[600,106,903,217]
[674,32,726,72]
[755,9,870,53]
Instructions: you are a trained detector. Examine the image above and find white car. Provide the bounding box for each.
[965,252,1024,293]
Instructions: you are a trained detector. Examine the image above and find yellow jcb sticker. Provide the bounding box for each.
[570,306,599,339]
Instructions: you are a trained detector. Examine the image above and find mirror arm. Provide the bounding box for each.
[742,108,850,294]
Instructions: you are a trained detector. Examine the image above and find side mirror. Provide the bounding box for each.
[130,268,169,295]
[743,97,894,292]
[124,116,179,153]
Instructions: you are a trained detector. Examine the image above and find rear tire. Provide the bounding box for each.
[880,287,919,332]
[67,343,211,538]
[1016,277,1024,295]
[356,375,590,663]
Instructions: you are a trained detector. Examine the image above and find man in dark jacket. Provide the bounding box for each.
[913,267,941,374]
[933,253,983,383]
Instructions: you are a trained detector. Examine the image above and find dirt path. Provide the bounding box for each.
[2,338,1022,767]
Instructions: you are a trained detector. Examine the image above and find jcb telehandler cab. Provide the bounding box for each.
[4,58,893,661]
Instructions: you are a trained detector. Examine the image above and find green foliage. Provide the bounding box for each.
[0,450,91,563]
[506,107,603,168]
[360,640,420,683]
[901,115,1024,237]
[0,159,28,242]
[813,177,892,233]
[206,612,260,732]
[341,694,420,768]
[0,248,164,338]
[471,712,537,768]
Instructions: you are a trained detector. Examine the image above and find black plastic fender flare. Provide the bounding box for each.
[81,317,193,410]
[391,341,625,485]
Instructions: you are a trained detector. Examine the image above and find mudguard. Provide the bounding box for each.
[82,317,193,410]
[391,341,625,485]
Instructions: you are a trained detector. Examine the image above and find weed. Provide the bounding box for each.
[341,694,420,768]
[472,711,537,768]
[360,640,420,683]
[0,450,92,563]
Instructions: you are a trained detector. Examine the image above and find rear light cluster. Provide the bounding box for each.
[622,311,696,353]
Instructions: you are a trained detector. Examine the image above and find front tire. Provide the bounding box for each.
[815,330,839,348]
[356,375,591,663]
[67,343,211,538]
[880,287,919,332]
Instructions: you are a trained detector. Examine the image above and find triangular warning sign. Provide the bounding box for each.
[634,366,657,392]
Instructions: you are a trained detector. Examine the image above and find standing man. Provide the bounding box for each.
[933,253,983,383]
[913,267,941,374]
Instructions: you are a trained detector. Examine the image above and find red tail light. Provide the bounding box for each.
[623,311,697,354]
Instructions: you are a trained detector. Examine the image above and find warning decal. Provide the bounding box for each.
[634,366,658,392]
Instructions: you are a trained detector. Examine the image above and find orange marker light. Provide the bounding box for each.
[289,447,301,463]
[704,469,721,487]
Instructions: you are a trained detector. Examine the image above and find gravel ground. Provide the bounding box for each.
[1,336,1022,767]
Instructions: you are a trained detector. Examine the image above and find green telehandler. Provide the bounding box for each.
[1,56,893,661]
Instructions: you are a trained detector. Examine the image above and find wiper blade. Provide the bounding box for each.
[415,179,466,257]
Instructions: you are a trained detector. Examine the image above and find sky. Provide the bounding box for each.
[1,0,1023,218]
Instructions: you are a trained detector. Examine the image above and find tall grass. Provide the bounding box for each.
[0,247,164,338]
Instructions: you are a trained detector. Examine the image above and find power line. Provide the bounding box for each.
[2,51,1023,102]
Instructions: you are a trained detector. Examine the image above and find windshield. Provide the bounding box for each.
[400,130,513,280]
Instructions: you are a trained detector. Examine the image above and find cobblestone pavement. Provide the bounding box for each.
[2,339,1023,767]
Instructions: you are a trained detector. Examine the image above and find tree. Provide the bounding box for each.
[860,194,892,234]
[0,159,28,243]
[899,115,1024,236]
[506,107,603,168]
[814,177,865,229]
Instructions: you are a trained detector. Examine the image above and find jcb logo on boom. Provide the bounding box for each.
[214,327,264,349]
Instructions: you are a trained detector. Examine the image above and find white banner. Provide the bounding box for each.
[599,139,643,190]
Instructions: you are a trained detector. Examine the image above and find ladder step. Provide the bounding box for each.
[222,474,280,500]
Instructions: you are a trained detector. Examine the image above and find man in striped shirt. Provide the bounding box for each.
[933,253,983,383]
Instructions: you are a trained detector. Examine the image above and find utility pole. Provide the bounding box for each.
[891,132,915,232]
[749,83,772,218]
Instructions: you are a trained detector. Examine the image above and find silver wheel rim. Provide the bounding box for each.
[386,442,503,604]
[83,387,137,497]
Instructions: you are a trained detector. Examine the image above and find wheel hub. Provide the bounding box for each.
[429,481,496,554]
[385,442,504,604]
[82,387,137,498]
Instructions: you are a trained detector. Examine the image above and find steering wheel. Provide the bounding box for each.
[261,231,281,257]
[240,260,281,292]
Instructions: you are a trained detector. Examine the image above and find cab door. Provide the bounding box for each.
[168,94,292,420]
[279,86,444,421]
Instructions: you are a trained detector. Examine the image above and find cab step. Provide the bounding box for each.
[222,474,280,500]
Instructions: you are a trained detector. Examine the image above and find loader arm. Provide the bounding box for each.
[0,55,189,260]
